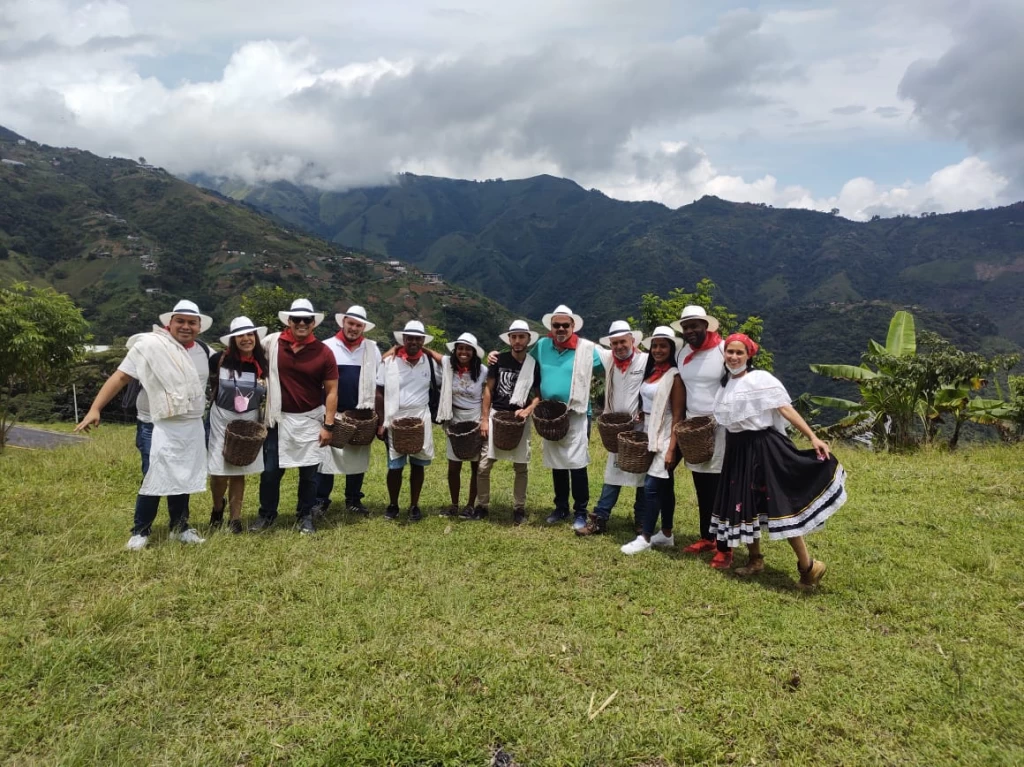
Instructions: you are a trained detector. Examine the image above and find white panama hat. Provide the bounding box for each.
[335,305,375,332]
[394,319,434,346]
[599,319,643,347]
[159,299,212,333]
[499,319,540,347]
[641,325,680,353]
[446,331,485,359]
[278,298,325,327]
[670,305,720,334]
[219,316,267,346]
[541,304,584,332]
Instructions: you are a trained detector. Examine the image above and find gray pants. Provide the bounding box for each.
[476,455,528,509]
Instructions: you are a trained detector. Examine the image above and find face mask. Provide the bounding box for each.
[233,391,252,413]
[726,361,746,373]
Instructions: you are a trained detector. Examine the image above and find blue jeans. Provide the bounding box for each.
[315,472,366,506]
[593,483,645,523]
[132,420,190,535]
[643,473,676,538]
[257,426,319,520]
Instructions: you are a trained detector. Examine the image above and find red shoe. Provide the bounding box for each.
[682,539,716,554]
[709,550,733,570]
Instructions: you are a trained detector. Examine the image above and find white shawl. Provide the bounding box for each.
[262,332,283,428]
[124,327,205,421]
[382,358,402,428]
[510,354,536,407]
[356,340,378,409]
[647,368,679,453]
[436,355,455,423]
[567,337,596,414]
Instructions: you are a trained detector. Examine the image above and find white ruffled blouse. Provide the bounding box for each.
[713,370,791,434]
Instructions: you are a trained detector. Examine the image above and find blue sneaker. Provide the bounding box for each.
[545,509,570,525]
[572,514,588,531]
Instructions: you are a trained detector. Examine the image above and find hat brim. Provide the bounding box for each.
[335,313,376,332]
[279,311,325,327]
[446,340,485,359]
[541,312,584,332]
[599,330,643,347]
[394,331,434,346]
[499,329,540,347]
[641,335,680,352]
[219,326,268,346]
[159,311,213,333]
[670,315,719,334]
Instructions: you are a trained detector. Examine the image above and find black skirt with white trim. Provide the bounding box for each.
[709,428,846,548]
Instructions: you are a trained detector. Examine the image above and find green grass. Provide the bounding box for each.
[1,428,1023,766]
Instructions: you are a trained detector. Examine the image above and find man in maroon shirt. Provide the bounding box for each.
[250,299,339,535]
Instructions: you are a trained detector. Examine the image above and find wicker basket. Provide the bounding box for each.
[616,430,654,473]
[391,417,425,456]
[597,411,634,453]
[341,409,378,447]
[673,416,716,464]
[447,420,483,461]
[330,420,355,449]
[222,419,267,466]
[492,410,526,451]
[533,399,570,441]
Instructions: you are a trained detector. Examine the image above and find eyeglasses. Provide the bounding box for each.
[551,322,572,330]
[289,315,315,325]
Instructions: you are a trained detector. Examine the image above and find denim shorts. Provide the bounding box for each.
[387,454,431,470]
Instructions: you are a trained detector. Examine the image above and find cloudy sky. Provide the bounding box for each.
[1,0,1021,219]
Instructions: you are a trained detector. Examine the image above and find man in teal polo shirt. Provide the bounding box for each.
[530,304,604,529]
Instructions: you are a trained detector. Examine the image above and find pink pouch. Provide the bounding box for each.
[233,391,252,413]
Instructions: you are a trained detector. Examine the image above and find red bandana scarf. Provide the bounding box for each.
[612,352,634,374]
[549,332,579,351]
[683,331,722,365]
[646,362,672,383]
[238,354,264,380]
[281,328,316,348]
[335,330,364,352]
[396,347,424,362]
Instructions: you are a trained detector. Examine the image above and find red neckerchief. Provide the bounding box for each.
[238,354,264,380]
[164,325,195,350]
[396,347,423,362]
[549,332,579,351]
[335,330,364,352]
[683,331,722,365]
[281,328,316,350]
[612,352,633,374]
[646,362,671,383]
[455,362,471,377]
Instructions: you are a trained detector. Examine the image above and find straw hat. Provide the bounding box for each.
[335,305,375,332]
[394,319,434,345]
[219,316,267,346]
[641,325,680,353]
[499,319,540,347]
[541,304,584,332]
[278,298,324,327]
[599,320,643,347]
[670,305,719,334]
[446,331,485,359]
[159,299,212,333]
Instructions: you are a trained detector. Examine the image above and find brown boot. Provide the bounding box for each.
[735,555,765,576]
[797,559,827,590]
[575,514,607,536]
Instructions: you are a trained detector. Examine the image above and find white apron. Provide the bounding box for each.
[278,406,326,469]
[446,405,485,462]
[140,418,207,496]
[319,442,371,476]
[387,404,435,462]
[685,424,726,474]
[541,410,590,470]
[485,411,533,463]
[605,434,647,487]
[642,413,675,480]
[208,404,264,476]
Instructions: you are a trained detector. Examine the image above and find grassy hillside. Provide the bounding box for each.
[1,429,1022,764]
[0,132,521,347]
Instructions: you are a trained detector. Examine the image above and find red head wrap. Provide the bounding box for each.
[724,333,759,359]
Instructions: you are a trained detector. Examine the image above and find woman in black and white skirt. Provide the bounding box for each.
[710,333,846,588]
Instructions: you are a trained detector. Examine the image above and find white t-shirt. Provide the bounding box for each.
[376,355,433,410]
[118,341,212,422]
[639,379,659,415]
[678,341,725,418]
[450,363,489,410]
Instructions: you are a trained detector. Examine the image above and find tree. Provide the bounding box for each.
[631,277,773,371]
[0,284,90,451]
[424,324,448,354]
[239,285,305,336]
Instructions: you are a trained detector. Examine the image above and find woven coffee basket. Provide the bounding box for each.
[447,420,483,461]
[222,420,267,466]
[341,409,378,447]
[673,416,716,464]
[492,410,526,451]
[391,417,425,456]
[597,411,634,453]
[533,399,570,441]
[616,430,654,473]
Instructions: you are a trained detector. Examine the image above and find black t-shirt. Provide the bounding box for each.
[488,352,542,411]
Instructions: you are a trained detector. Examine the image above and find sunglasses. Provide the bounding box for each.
[289,315,315,325]
[551,322,572,330]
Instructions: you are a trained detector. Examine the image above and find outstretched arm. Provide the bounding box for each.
[777,404,830,460]
[74,370,134,433]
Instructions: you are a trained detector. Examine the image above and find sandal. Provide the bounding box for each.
[734,555,765,576]
[797,559,827,590]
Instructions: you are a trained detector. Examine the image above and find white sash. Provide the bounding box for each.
[567,338,596,414]
[647,369,678,453]
[510,354,536,407]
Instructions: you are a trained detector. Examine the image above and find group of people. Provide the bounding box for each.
[76,297,846,587]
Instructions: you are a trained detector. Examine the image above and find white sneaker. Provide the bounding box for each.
[126,534,149,551]
[171,528,206,545]
[621,536,652,555]
[650,531,675,548]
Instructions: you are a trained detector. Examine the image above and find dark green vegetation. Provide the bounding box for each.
[0,130,519,347]
[2,428,1023,765]
[198,173,1024,395]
